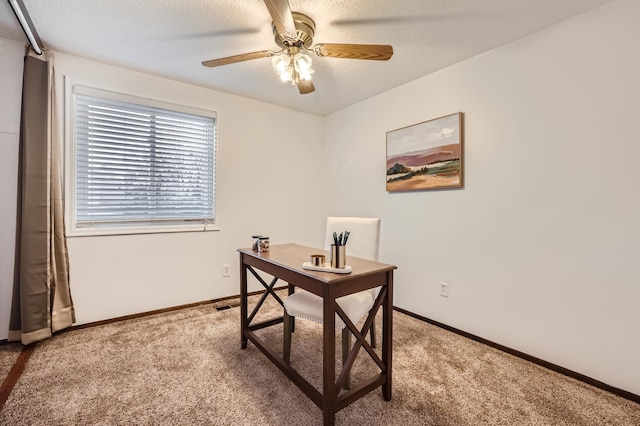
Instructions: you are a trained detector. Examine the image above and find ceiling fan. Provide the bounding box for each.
[201,0,393,95]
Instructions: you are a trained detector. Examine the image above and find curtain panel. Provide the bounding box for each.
[9,51,75,345]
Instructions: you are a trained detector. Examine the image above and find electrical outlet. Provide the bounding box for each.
[440,282,449,298]
[222,264,231,278]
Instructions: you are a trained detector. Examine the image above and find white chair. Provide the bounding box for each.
[283,217,381,389]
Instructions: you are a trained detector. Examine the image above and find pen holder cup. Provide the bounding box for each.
[330,245,346,269]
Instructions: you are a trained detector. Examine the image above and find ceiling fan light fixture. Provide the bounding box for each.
[272,53,294,82]
[280,66,294,82]
[272,50,314,85]
[294,52,313,80]
[272,53,289,73]
[273,55,293,82]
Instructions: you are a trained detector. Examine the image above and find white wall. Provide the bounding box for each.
[50,54,326,325]
[0,38,25,341]
[324,0,639,395]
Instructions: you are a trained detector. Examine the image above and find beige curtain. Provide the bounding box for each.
[9,51,75,345]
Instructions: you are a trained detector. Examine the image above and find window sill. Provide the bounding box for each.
[66,223,220,237]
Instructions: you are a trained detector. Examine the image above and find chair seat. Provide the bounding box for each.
[284,289,373,329]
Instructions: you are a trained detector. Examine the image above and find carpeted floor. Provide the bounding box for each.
[0,345,21,382]
[1,293,639,425]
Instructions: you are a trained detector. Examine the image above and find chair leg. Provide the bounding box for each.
[370,318,377,349]
[341,328,351,390]
[283,310,292,364]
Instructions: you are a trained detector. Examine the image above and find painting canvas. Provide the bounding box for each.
[386,112,463,191]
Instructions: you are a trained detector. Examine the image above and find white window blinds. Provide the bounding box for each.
[74,93,216,228]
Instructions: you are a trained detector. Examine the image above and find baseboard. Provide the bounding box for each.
[393,306,640,405]
[69,286,287,331]
[0,287,282,343]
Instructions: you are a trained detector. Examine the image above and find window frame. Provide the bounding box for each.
[64,79,219,237]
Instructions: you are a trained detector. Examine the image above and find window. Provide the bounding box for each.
[69,85,217,235]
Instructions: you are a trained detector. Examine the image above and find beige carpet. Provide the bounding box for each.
[1,293,639,425]
[0,344,21,382]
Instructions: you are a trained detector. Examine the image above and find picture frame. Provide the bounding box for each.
[386,112,464,192]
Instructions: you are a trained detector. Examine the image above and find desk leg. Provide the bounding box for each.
[283,309,292,364]
[283,283,296,364]
[240,255,248,349]
[322,288,336,426]
[382,270,394,400]
[288,283,296,332]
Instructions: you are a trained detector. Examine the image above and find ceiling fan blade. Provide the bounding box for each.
[263,0,297,39]
[202,50,273,67]
[314,43,393,61]
[297,80,315,95]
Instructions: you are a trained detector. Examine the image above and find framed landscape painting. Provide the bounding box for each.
[386,112,463,192]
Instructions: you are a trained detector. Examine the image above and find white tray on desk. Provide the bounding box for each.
[302,262,352,274]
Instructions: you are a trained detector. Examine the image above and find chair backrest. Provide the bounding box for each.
[324,217,380,262]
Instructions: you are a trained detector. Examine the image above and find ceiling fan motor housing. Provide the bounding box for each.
[273,12,316,48]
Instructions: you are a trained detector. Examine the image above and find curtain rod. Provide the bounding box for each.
[8,0,43,55]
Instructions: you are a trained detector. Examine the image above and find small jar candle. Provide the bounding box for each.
[258,236,270,253]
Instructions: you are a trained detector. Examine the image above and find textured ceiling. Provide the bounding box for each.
[1,0,611,116]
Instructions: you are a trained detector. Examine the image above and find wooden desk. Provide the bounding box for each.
[238,243,396,426]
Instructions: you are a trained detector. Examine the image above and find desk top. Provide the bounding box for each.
[238,243,396,285]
